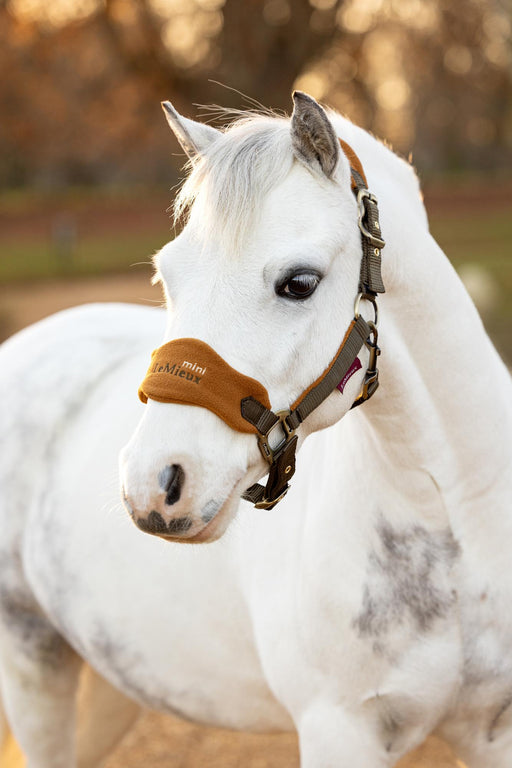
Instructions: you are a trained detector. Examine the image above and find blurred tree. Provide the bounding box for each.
[95,0,347,110]
[1,0,511,187]
[294,0,512,172]
[216,0,344,108]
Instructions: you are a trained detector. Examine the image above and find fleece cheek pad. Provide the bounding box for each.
[138,338,272,434]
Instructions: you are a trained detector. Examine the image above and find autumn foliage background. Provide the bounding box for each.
[1,0,511,189]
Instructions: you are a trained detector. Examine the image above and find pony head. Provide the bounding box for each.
[120,92,377,542]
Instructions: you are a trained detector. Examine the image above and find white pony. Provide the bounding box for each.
[1,91,511,768]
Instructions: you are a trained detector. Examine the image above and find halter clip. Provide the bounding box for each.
[352,322,380,409]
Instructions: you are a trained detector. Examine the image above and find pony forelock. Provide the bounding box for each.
[173,111,294,256]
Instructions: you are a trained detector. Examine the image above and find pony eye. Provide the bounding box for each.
[277,271,321,300]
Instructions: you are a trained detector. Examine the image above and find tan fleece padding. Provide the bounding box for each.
[290,319,358,412]
[138,338,271,434]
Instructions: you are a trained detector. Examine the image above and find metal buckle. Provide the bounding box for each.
[357,189,385,249]
[257,410,296,465]
[254,485,290,510]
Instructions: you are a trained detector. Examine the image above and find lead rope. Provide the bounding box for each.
[241,140,386,510]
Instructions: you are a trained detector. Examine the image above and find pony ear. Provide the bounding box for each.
[290,91,340,179]
[161,101,220,159]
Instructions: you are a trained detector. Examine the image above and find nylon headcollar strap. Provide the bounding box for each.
[138,139,385,510]
[338,138,385,296]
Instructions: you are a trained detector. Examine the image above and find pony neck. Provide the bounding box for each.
[358,233,512,515]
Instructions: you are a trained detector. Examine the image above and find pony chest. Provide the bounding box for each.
[24,496,291,730]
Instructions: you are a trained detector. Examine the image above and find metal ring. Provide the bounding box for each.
[354,293,379,326]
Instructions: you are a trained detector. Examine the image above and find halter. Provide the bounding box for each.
[138,140,385,510]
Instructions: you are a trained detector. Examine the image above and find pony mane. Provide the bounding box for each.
[172,106,424,257]
[173,111,294,255]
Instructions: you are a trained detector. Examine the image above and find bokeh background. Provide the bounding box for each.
[0,0,511,765]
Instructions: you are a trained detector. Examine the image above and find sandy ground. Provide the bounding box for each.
[0,274,463,767]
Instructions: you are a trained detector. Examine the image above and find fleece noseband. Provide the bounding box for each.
[139,139,385,510]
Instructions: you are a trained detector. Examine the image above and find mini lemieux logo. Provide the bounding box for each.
[151,359,206,384]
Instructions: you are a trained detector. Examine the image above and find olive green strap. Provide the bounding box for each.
[240,397,279,435]
[351,170,385,296]
[287,315,370,430]
[240,317,370,509]
[241,315,370,437]
[242,483,266,505]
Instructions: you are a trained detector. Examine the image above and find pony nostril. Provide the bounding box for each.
[159,464,185,506]
[136,510,192,536]
[166,516,193,534]
[137,510,168,534]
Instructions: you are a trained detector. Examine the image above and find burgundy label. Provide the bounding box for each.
[336,357,362,394]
